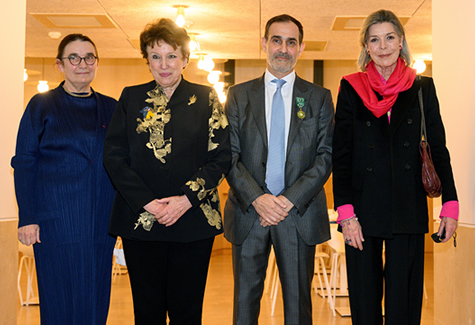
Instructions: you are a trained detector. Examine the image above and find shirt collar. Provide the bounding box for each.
[265,69,296,87]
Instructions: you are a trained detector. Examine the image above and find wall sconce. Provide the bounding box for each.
[174,5,188,27]
[189,33,200,52]
[24,69,28,82]
[413,60,426,74]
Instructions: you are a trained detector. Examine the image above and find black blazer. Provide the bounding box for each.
[104,79,231,243]
[333,76,457,237]
[224,74,334,246]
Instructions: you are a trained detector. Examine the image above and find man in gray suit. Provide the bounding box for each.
[224,14,334,325]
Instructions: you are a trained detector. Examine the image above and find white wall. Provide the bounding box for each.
[433,1,475,324]
[0,0,25,221]
[433,1,475,226]
[0,2,25,324]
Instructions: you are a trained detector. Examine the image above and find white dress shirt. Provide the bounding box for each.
[264,69,296,155]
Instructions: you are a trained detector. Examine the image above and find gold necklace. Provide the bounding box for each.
[63,85,92,98]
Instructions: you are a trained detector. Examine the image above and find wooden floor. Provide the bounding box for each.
[17,250,435,324]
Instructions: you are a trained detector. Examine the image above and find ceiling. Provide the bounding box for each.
[25,0,432,62]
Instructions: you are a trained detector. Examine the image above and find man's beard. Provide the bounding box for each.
[269,52,295,74]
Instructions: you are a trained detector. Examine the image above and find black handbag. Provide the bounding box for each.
[418,80,442,198]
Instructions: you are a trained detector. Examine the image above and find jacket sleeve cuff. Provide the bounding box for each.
[440,200,459,221]
[336,204,355,224]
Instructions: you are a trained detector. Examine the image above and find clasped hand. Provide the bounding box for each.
[252,194,293,227]
[143,195,192,227]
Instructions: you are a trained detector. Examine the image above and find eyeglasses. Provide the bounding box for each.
[62,55,97,66]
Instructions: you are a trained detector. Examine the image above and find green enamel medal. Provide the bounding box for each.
[296,97,305,119]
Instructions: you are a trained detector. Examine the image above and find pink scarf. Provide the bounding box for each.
[343,58,417,118]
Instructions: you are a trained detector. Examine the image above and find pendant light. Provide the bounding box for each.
[174,5,188,27]
[37,58,49,93]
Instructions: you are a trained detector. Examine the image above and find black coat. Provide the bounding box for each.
[104,79,231,242]
[332,76,457,237]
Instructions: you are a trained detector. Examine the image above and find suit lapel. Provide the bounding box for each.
[287,76,308,155]
[249,75,268,148]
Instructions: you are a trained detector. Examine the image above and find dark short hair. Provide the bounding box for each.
[264,14,304,44]
[56,34,98,60]
[140,18,190,63]
[357,9,412,71]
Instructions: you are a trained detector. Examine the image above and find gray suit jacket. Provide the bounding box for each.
[223,74,334,246]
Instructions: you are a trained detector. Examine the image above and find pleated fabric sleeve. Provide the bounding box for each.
[11,83,117,324]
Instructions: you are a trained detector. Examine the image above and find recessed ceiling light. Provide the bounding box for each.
[31,14,116,29]
[304,41,328,52]
[332,16,410,31]
[48,31,62,39]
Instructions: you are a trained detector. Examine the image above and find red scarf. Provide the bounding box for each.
[343,58,416,118]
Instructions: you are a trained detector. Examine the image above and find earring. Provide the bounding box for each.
[400,45,402,50]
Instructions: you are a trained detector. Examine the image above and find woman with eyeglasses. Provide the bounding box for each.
[12,33,117,324]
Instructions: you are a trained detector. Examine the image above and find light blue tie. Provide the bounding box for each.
[266,79,286,195]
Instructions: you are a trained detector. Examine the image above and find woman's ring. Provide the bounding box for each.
[345,239,351,244]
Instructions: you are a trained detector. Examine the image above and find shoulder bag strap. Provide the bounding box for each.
[418,76,427,142]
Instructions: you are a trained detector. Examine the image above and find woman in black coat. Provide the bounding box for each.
[103,19,231,324]
[332,9,458,325]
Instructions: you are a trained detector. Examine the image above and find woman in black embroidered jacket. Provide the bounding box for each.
[103,18,231,324]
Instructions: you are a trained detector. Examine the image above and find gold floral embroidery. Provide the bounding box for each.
[134,211,156,231]
[186,174,225,229]
[186,178,208,201]
[200,193,221,229]
[188,94,197,105]
[136,84,172,163]
[208,90,229,151]
[186,178,204,194]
